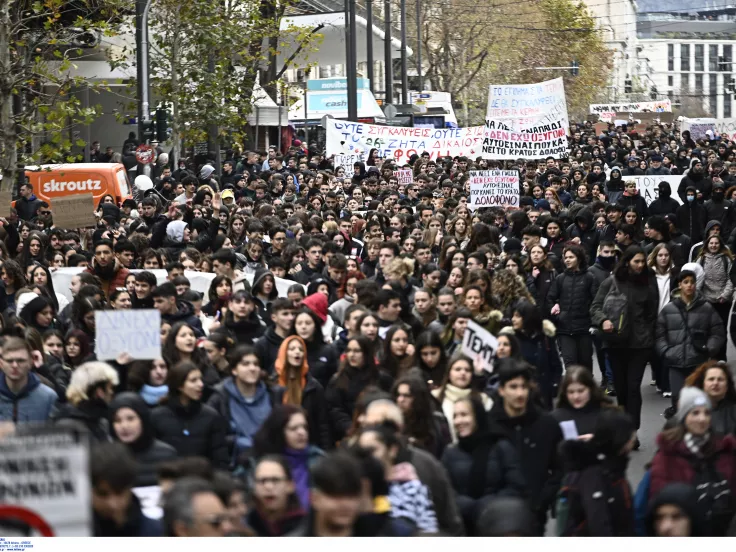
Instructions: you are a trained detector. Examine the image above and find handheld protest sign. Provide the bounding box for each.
[95,309,162,361]
[461,320,498,372]
[51,193,96,230]
[468,170,520,210]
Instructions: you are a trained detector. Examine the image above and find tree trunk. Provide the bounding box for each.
[0,0,17,192]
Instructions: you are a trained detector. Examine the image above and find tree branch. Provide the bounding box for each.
[273,23,324,81]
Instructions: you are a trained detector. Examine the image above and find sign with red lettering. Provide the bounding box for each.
[468,170,520,210]
[135,145,155,164]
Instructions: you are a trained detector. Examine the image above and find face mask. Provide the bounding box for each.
[714,191,725,200]
[687,195,695,203]
[597,255,616,270]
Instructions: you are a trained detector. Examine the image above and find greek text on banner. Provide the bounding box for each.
[95,309,162,361]
[325,119,484,164]
[468,170,520,210]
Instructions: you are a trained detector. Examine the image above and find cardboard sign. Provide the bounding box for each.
[483,77,569,159]
[593,122,608,135]
[51,193,96,230]
[0,189,12,218]
[468,170,520,210]
[0,429,91,536]
[590,99,672,122]
[95,309,162,361]
[461,319,498,372]
[393,169,413,185]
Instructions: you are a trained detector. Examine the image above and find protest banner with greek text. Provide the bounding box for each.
[589,99,671,122]
[461,319,498,372]
[681,117,736,140]
[325,119,484,164]
[468,170,520,210]
[483,78,569,159]
[0,429,91,536]
[334,152,364,178]
[95,309,162,361]
[394,169,413,185]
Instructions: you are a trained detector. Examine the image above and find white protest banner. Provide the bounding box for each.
[95,309,162,361]
[0,429,91,536]
[589,99,672,122]
[468,170,520,210]
[334,152,364,178]
[394,169,413,185]
[483,77,569,159]
[461,319,498,372]
[325,118,484,164]
[626,175,684,206]
[681,117,736,140]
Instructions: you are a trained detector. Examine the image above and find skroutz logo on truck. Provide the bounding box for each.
[41,178,102,195]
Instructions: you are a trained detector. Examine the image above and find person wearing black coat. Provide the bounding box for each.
[441,395,526,535]
[655,271,725,409]
[649,181,681,217]
[488,360,563,536]
[109,392,178,487]
[566,208,599,263]
[325,336,393,442]
[615,181,649,219]
[54,398,111,442]
[590,246,659,434]
[557,409,637,536]
[150,362,229,470]
[545,244,599,370]
[552,365,614,437]
[676,186,708,245]
[214,307,265,346]
[149,200,221,262]
[678,157,713,202]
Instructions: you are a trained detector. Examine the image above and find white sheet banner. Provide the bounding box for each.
[590,99,672,122]
[680,117,736,140]
[334,152,364,178]
[325,119,485,164]
[483,77,569,159]
[625,175,684,206]
[468,170,520,210]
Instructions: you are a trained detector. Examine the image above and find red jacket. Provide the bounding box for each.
[649,432,736,499]
[85,262,130,299]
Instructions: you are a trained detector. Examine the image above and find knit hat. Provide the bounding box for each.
[166,220,188,243]
[504,237,522,254]
[302,292,328,324]
[676,387,711,424]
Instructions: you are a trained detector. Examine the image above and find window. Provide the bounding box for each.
[681,73,690,92]
[668,44,674,71]
[681,44,690,71]
[710,45,719,72]
[696,73,703,93]
[668,75,674,87]
[725,45,733,72]
[710,73,718,116]
[695,44,704,71]
[726,74,732,117]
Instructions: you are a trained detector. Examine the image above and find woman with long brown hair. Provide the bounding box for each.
[273,335,331,450]
[552,365,615,438]
[685,360,736,435]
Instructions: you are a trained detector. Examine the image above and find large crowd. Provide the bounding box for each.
[3,121,736,537]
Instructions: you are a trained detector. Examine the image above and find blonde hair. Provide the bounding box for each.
[384,257,415,281]
[66,361,119,405]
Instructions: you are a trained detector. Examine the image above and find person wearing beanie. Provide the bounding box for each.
[649,386,736,535]
[705,181,735,235]
[302,292,340,344]
[646,153,671,176]
[645,483,707,536]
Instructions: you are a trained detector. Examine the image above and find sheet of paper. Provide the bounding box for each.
[559,420,579,441]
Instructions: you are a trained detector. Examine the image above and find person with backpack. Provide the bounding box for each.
[590,246,658,447]
[556,409,637,536]
[695,234,734,359]
[649,387,736,536]
[655,271,725,418]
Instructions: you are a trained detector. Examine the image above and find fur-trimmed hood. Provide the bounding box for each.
[499,319,557,339]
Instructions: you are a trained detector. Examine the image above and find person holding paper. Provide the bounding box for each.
[552,365,615,439]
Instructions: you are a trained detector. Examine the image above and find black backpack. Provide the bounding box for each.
[601,278,629,344]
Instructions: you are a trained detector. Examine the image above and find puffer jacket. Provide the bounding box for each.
[590,274,659,349]
[698,253,734,304]
[655,293,725,370]
[712,399,736,436]
[545,269,600,335]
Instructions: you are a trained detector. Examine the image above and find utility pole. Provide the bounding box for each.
[345,0,358,120]
[416,0,423,91]
[367,0,374,93]
[384,0,393,105]
[400,0,408,103]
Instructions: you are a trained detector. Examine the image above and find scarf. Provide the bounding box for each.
[140,384,169,406]
[441,383,472,404]
[684,431,710,458]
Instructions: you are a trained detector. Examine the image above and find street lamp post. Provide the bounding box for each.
[384,0,393,105]
[345,0,358,120]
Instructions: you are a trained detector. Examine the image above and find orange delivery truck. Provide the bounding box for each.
[21,163,134,207]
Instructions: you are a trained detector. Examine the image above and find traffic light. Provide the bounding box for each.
[141,119,155,143]
[569,60,579,77]
[155,108,170,142]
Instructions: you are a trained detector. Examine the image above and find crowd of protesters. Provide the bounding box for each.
[3,121,736,537]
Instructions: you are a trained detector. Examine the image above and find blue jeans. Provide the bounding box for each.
[592,333,613,383]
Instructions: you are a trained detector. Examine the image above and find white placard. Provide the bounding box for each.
[468,170,520,210]
[483,77,569,159]
[95,309,162,361]
[625,175,684,206]
[681,117,736,140]
[393,169,413,185]
[461,319,498,372]
[0,430,91,536]
[334,152,364,178]
[559,420,580,441]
